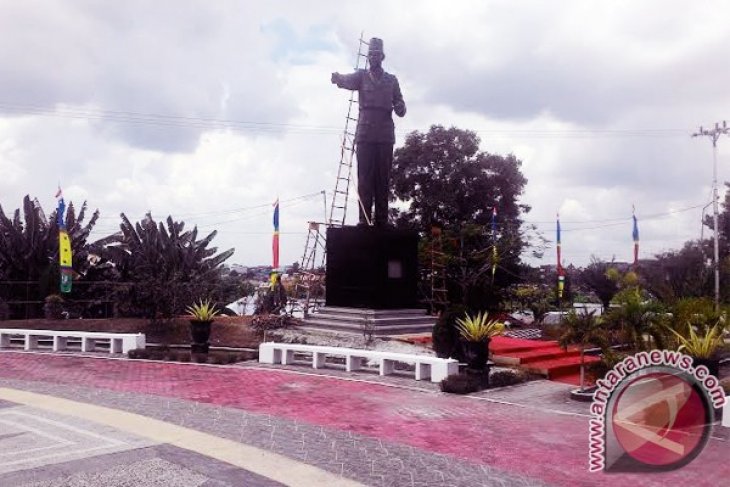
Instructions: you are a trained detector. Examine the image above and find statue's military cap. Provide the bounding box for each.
[368,38,384,54]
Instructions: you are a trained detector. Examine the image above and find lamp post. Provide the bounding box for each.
[693,121,729,311]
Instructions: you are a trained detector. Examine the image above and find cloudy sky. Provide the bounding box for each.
[1,0,729,269]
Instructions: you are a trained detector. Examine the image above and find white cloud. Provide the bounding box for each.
[1,1,730,268]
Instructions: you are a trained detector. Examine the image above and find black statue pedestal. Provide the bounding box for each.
[326,226,418,309]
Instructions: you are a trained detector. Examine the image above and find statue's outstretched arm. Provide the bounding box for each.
[331,71,361,91]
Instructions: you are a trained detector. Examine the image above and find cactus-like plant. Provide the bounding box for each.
[186,299,220,322]
[455,311,505,342]
[669,321,724,359]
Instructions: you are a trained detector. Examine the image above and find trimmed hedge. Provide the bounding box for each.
[127,348,249,364]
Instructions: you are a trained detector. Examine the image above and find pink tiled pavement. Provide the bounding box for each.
[0,352,726,486]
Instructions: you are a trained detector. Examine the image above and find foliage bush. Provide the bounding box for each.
[440,373,480,394]
[97,213,234,320]
[603,289,668,351]
[0,196,100,318]
[43,294,65,320]
[587,350,627,382]
[0,299,9,321]
[127,348,150,359]
[126,348,244,364]
[488,370,531,388]
[432,305,466,360]
[250,313,296,333]
[254,278,287,315]
[669,298,723,332]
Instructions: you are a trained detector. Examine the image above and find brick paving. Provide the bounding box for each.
[0,351,728,486]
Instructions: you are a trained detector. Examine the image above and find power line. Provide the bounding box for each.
[95,191,323,221]
[525,203,707,232]
[0,102,690,139]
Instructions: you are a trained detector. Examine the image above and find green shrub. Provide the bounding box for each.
[488,370,527,388]
[587,350,627,382]
[0,299,9,321]
[43,294,64,320]
[432,305,466,360]
[209,354,229,365]
[127,348,150,359]
[250,314,295,333]
[440,373,479,394]
[0,298,10,321]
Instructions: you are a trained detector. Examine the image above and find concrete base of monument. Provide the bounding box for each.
[326,226,419,309]
[300,307,436,336]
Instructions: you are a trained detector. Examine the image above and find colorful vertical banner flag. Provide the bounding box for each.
[557,213,564,299]
[56,187,73,293]
[271,198,280,286]
[632,206,640,267]
[490,206,498,282]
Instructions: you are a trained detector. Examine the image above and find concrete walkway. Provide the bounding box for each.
[0,351,727,486]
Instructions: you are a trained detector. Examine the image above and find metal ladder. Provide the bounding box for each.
[428,225,449,313]
[295,34,369,316]
[328,34,369,227]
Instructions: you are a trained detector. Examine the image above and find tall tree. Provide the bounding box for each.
[639,241,711,303]
[390,125,529,310]
[577,257,619,311]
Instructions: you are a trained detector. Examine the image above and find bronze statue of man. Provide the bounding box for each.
[331,37,406,227]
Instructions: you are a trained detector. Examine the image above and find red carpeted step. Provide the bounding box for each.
[489,336,558,355]
[493,347,583,365]
[524,355,601,377]
[551,372,583,386]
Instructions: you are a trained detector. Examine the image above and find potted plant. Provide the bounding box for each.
[455,311,505,371]
[669,321,725,377]
[186,299,220,354]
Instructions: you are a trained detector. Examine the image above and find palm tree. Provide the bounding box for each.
[558,310,608,392]
[603,290,668,352]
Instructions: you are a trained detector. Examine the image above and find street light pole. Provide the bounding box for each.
[693,121,729,311]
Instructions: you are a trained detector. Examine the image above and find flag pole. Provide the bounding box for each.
[271,197,280,288]
[557,212,564,312]
[632,205,639,269]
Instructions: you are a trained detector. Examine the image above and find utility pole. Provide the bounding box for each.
[693,121,729,310]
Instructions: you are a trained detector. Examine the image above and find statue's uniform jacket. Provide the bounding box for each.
[333,69,406,144]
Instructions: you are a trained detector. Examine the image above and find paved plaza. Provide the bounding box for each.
[0,351,727,486]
